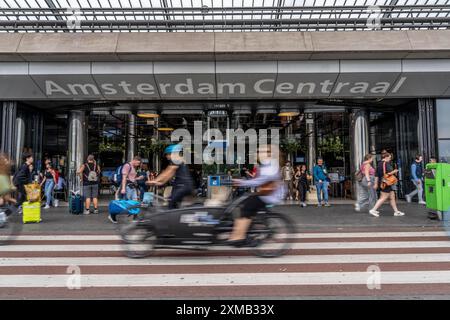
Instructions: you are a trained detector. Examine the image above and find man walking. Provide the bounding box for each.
[406,154,426,205]
[120,156,142,201]
[281,161,294,200]
[313,157,331,207]
[78,155,101,215]
[13,152,34,209]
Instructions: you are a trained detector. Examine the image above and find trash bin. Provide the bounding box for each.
[207,175,232,201]
[425,163,450,220]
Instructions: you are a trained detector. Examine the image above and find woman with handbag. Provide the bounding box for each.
[355,154,377,212]
[369,152,405,217]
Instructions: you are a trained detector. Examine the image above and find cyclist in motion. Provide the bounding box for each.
[228,144,282,247]
[147,144,194,209]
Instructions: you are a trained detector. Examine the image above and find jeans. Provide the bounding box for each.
[138,185,148,201]
[406,179,424,202]
[169,186,192,209]
[298,182,308,202]
[316,181,329,204]
[357,177,377,210]
[284,180,293,199]
[126,185,138,201]
[44,180,55,206]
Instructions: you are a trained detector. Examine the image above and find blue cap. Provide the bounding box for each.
[164,144,183,154]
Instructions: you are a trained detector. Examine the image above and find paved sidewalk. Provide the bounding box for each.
[17,201,444,234]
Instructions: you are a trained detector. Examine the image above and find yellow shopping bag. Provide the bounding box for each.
[24,182,41,202]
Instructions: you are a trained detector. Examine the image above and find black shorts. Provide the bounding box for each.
[238,194,267,218]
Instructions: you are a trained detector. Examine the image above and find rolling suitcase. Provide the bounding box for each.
[23,201,41,223]
[69,191,84,214]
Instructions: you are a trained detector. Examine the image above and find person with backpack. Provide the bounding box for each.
[405,154,426,205]
[120,156,143,201]
[13,152,34,209]
[78,155,101,215]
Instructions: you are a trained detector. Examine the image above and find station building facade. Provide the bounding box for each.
[1,30,450,199]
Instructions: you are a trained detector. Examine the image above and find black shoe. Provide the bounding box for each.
[108,215,118,224]
[226,238,259,248]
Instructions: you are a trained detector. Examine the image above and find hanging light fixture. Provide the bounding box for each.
[137,109,159,118]
[278,103,300,117]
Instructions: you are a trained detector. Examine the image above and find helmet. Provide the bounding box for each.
[164,144,183,154]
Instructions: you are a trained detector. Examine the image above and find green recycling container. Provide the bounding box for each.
[424,163,450,213]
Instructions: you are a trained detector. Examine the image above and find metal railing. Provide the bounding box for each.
[0,4,449,32]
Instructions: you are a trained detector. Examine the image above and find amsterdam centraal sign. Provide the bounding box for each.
[0,60,449,100]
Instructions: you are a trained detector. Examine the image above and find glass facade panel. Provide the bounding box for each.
[438,140,450,163]
[436,99,450,139]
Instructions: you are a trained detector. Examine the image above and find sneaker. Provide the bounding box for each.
[84,209,90,215]
[394,211,405,217]
[406,195,412,203]
[317,203,322,207]
[108,215,118,224]
[44,205,50,209]
[419,201,426,205]
[94,209,99,214]
[369,209,380,217]
[354,203,361,212]
[324,203,331,207]
[301,202,307,208]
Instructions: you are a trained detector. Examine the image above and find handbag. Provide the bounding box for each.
[382,162,398,189]
[354,165,364,183]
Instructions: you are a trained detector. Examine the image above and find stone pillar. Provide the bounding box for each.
[127,114,136,161]
[15,116,25,170]
[68,110,87,193]
[350,109,369,200]
[0,101,17,168]
[306,113,315,174]
[418,98,437,164]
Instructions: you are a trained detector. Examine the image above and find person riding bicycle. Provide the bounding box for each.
[147,144,194,209]
[229,144,282,247]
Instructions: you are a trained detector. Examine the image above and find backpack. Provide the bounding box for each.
[354,164,364,182]
[113,163,130,185]
[86,163,98,182]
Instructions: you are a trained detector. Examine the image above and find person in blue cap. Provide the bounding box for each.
[147,144,194,209]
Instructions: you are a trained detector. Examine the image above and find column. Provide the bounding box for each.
[418,98,437,164]
[15,116,25,170]
[127,114,136,160]
[306,113,315,174]
[67,110,87,193]
[0,101,17,167]
[350,109,369,199]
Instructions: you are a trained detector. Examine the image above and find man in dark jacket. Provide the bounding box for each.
[13,152,34,208]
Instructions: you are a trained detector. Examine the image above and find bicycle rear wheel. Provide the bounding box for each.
[0,206,22,246]
[248,212,296,258]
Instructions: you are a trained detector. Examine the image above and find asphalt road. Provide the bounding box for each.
[1,203,449,299]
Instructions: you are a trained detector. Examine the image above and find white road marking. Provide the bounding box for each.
[2,271,450,287]
[2,253,450,267]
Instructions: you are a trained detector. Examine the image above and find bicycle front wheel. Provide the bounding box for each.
[248,212,296,258]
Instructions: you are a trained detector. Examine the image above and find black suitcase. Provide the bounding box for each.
[69,192,84,214]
